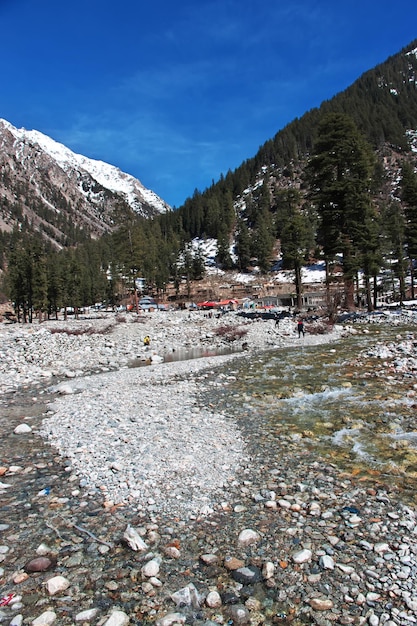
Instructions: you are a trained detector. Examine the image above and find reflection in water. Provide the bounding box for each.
[128,345,242,367]
[202,325,417,504]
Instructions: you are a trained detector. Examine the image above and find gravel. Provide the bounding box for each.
[1,309,417,626]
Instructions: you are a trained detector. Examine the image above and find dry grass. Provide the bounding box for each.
[214,325,248,342]
[49,324,114,336]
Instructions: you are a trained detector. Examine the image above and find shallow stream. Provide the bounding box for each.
[201,324,417,505]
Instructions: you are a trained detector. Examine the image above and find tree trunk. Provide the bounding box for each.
[373,275,378,310]
[344,276,355,311]
[325,259,331,310]
[399,273,405,305]
[295,263,303,310]
[365,275,373,312]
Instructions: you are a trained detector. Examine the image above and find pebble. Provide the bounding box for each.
[1,310,417,626]
[102,610,130,626]
[45,575,70,595]
[31,611,57,626]
[292,548,312,563]
[237,529,260,546]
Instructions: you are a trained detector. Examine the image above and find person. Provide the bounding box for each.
[297,320,305,338]
[275,313,280,328]
[143,335,150,347]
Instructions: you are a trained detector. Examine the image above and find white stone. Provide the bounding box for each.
[206,590,222,608]
[200,553,218,565]
[56,383,75,394]
[123,524,148,551]
[237,528,260,546]
[31,610,57,625]
[142,558,160,577]
[14,423,32,434]
[320,555,335,569]
[46,575,70,595]
[374,542,390,553]
[156,613,187,626]
[337,563,355,574]
[171,583,201,608]
[36,543,52,555]
[164,546,181,559]
[75,608,99,622]
[262,561,275,579]
[309,598,334,611]
[102,610,130,626]
[292,549,312,564]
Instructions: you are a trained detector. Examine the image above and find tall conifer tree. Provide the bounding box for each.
[306,113,376,310]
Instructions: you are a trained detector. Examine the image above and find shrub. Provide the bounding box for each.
[214,325,248,342]
[49,324,114,336]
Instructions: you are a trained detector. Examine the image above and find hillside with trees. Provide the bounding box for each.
[2,39,417,319]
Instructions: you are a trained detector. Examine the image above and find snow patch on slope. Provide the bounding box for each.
[0,119,170,215]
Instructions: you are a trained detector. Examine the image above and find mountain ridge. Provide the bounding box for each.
[0,118,170,247]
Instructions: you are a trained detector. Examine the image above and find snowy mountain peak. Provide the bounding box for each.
[0,118,170,215]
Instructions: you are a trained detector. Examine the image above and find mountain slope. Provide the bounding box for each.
[0,119,170,247]
[172,38,417,272]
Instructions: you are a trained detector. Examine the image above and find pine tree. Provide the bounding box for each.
[401,161,417,299]
[216,227,233,270]
[380,202,407,304]
[280,193,312,309]
[306,113,376,310]
[235,219,251,272]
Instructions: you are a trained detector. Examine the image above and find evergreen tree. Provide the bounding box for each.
[251,209,275,273]
[216,227,233,270]
[401,161,417,299]
[234,219,251,272]
[30,239,48,321]
[306,113,376,310]
[380,202,407,304]
[47,253,63,319]
[280,192,312,309]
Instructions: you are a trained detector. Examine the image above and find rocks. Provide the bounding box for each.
[24,556,55,572]
[155,613,186,626]
[1,312,417,626]
[292,548,312,564]
[31,611,57,625]
[45,575,70,595]
[141,558,161,578]
[13,423,32,434]
[206,590,222,608]
[237,529,260,546]
[123,524,148,551]
[309,598,334,611]
[231,565,263,584]
[102,611,130,626]
[0,311,341,395]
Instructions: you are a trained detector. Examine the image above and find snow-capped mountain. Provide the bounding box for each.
[0,118,170,247]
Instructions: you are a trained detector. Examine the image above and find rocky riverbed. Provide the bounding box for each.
[1,309,417,626]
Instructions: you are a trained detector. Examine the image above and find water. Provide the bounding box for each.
[128,344,242,367]
[201,324,417,505]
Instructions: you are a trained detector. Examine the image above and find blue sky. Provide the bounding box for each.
[1,1,416,208]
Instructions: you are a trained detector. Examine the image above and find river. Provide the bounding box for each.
[200,323,417,507]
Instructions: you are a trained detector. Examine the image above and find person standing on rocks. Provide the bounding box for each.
[297,319,305,338]
[144,335,151,347]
